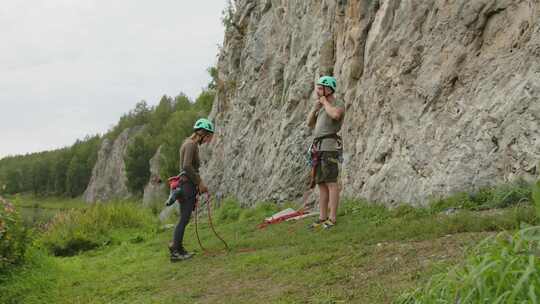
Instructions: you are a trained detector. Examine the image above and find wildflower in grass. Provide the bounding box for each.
[0,198,28,272]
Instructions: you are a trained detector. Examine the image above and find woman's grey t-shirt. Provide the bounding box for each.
[313,99,345,151]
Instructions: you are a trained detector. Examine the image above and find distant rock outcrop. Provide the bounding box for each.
[203,0,540,205]
[83,126,144,203]
[143,146,167,208]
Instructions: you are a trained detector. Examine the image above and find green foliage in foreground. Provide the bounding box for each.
[0,248,60,304]
[397,225,540,304]
[429,179,533,212]
[0,198,28,274]
[1,186,539,304]
[38,202,156,256]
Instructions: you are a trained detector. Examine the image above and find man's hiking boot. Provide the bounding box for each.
[322,219,335,229]
[309,218,327,229]
[170,249,193,262]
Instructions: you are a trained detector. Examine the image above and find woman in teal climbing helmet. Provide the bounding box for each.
[307,75,345,230]
[169,118,215,262]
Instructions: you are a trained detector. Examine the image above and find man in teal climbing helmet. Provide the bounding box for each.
[307,75,345,230]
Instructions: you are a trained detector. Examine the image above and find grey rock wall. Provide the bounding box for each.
[203,0,540,205]
[143,146,167,207]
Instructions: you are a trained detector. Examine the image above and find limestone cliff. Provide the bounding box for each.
[202,0,540,205]
[83,126,144,203]
[143,146,167,207]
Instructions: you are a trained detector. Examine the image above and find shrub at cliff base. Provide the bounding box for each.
[39,202,156,256]
[0,198,28,274]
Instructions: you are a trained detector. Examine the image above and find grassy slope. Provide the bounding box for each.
[3,199,535,304]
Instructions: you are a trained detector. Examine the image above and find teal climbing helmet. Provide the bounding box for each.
[193,118,215,133]
[317,76,337,92]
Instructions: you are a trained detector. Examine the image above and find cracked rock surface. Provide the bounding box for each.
[203,0,540,205]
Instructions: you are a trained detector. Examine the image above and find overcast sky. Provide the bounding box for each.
[0,0,226,159]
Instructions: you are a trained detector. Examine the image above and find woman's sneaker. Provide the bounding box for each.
[170,248,193,262]
[309,218,327,229]
[322,219,335,229]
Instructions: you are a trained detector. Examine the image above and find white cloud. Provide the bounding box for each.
[0,0,225,158]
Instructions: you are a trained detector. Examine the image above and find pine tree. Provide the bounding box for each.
[124,134,155,195]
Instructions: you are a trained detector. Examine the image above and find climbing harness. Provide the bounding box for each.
[308,143,320,189]
[307,133,343,189]
[301,134,344,212]
[165,173,190,206]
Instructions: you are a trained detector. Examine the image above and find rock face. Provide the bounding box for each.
[203,0,540,205]
[143,146,167,207]
[83,127,144,203]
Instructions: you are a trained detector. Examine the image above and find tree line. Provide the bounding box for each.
[0,68,216,197]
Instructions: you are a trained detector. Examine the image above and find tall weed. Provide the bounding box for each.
[533,180,540,220]
[215,197,243,223]
[396,225,540,303]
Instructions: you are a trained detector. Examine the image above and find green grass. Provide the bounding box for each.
[38,201,157,256]
[428,179,532,212]
[396,225,540,303]
[0,247,61,304]
[1,189,538,304]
